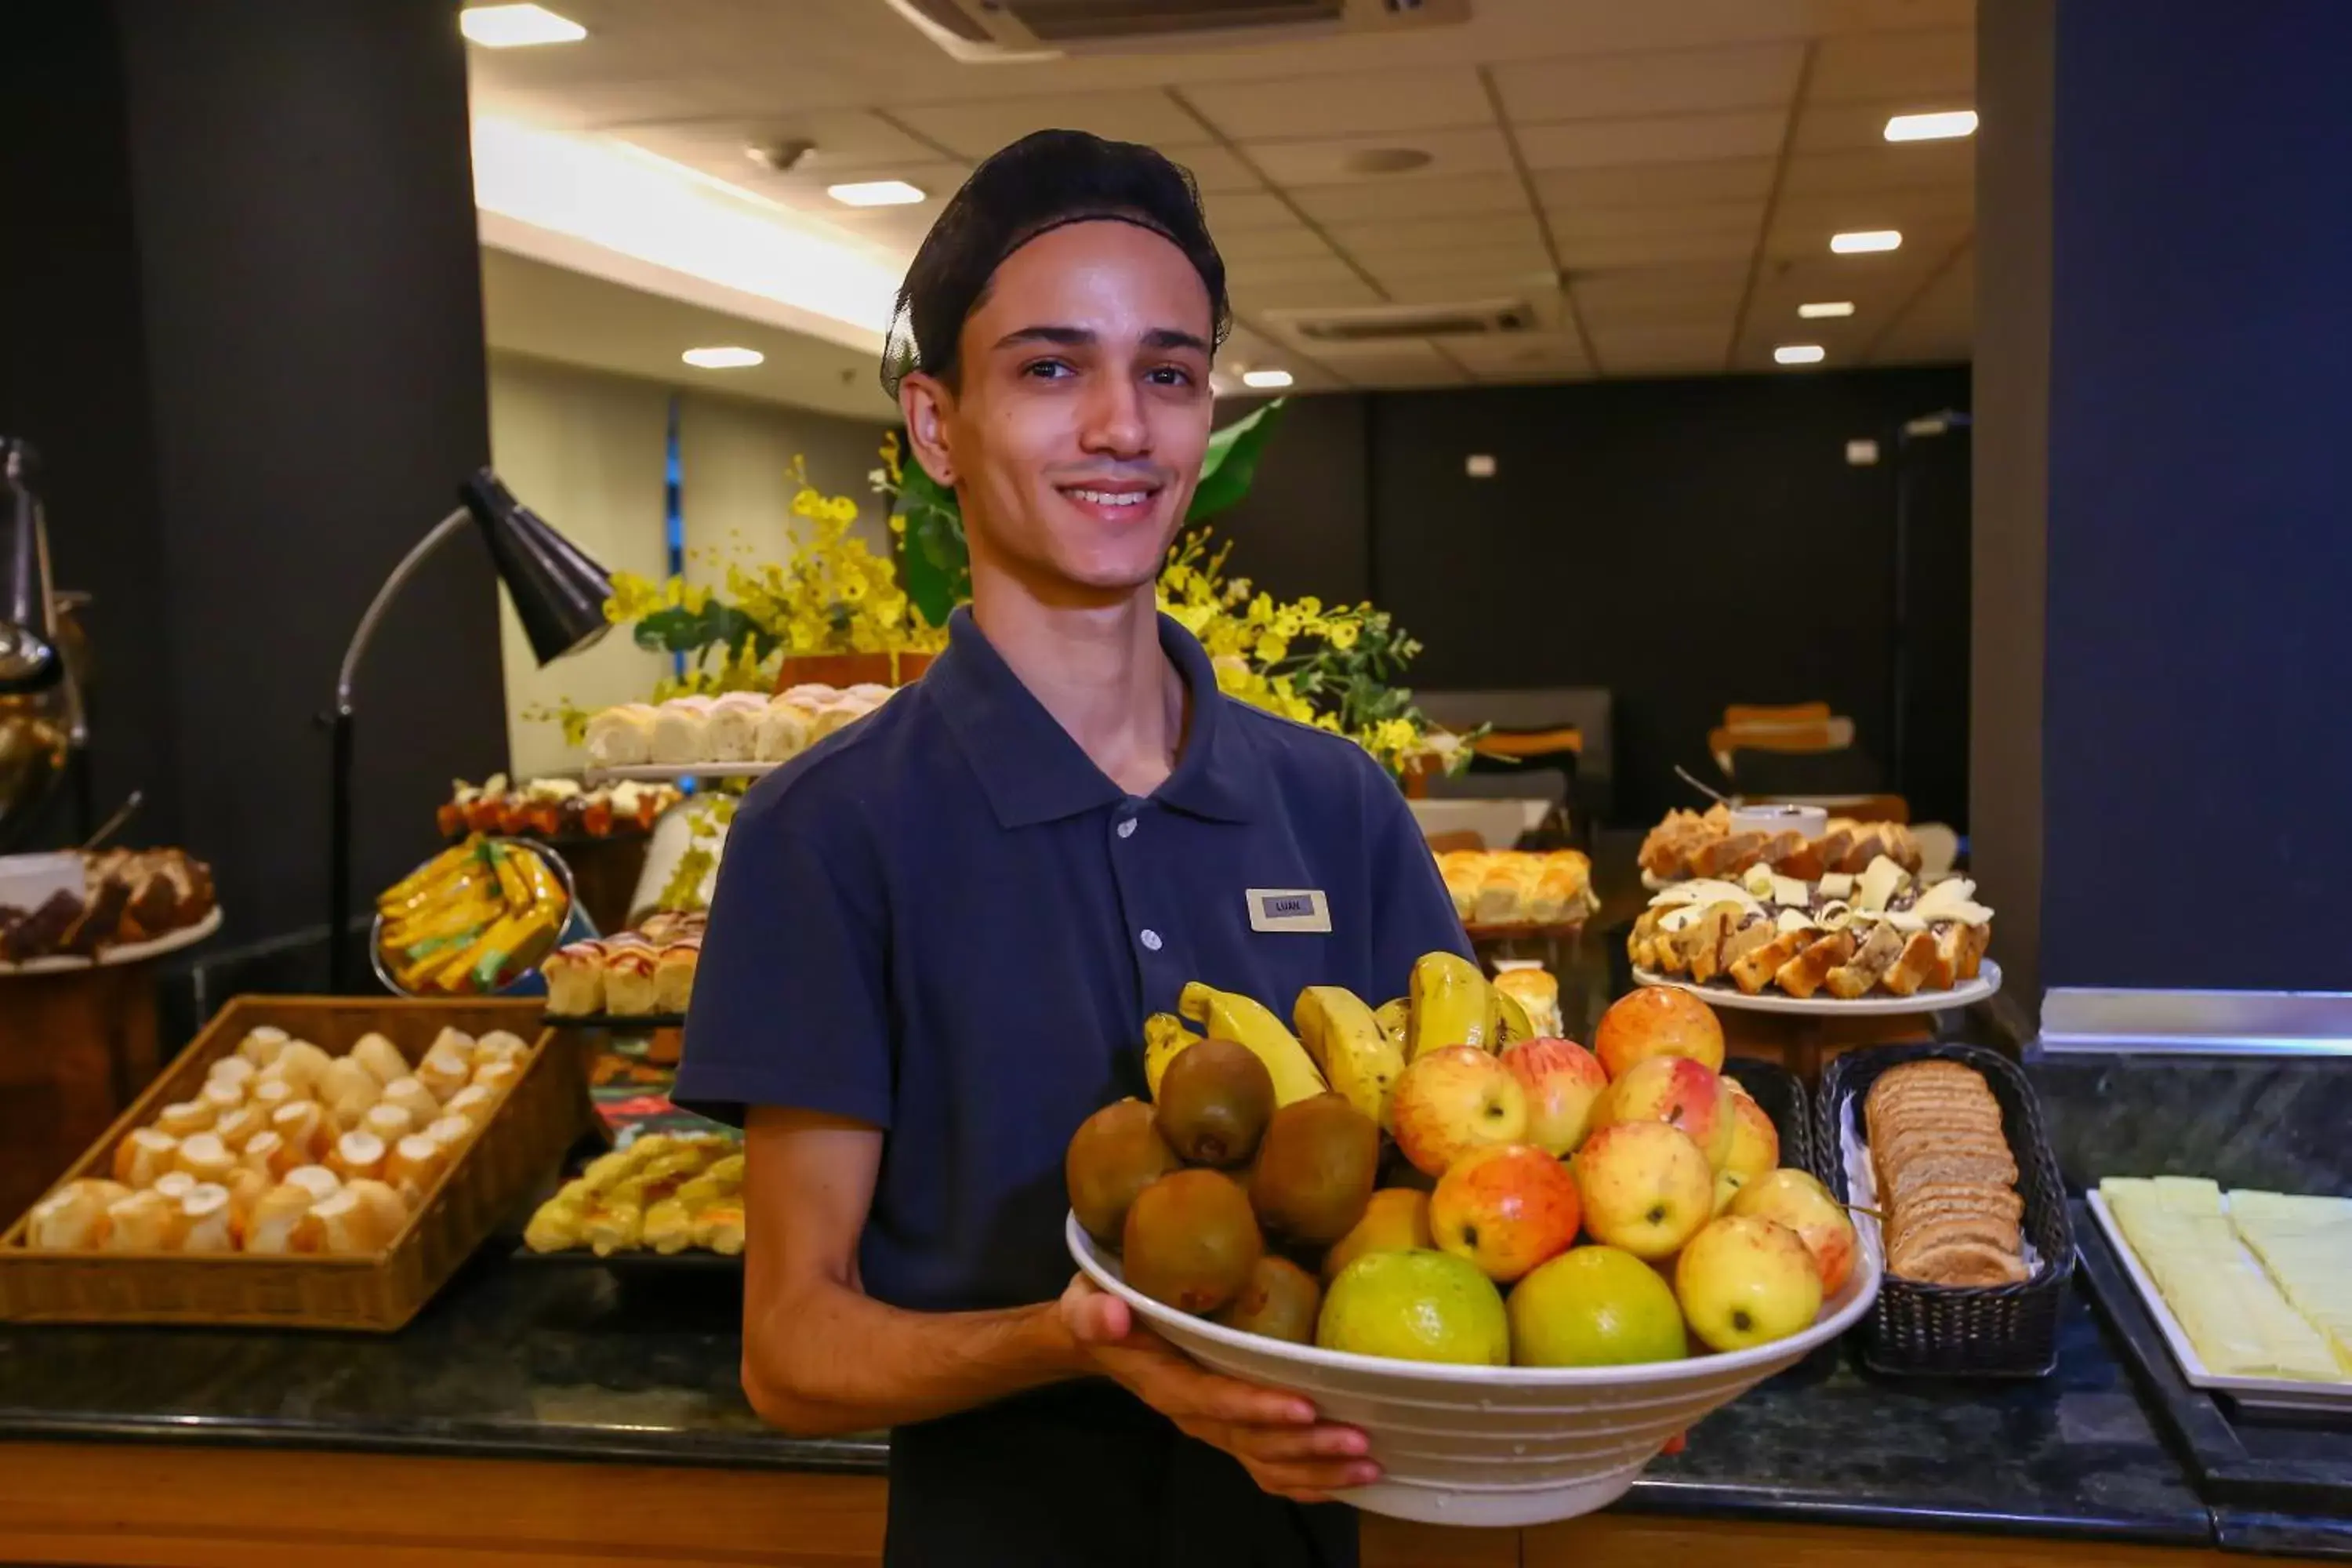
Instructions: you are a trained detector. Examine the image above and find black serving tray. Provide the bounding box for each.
[2074,1198,2352,1515]
[550,1012,688,1031]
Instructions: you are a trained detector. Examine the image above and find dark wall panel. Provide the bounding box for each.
[2042,0,2352,989]
[1206,394,1372,608]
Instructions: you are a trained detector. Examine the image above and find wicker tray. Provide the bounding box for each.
[0,996,588,1331]
[1811,1041,2074,1377]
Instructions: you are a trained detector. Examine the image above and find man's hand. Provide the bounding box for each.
[1059,1276,1378,1503]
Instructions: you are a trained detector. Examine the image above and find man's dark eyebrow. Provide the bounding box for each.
[992,325,1212,355]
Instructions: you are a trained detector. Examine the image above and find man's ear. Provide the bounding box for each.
[898,372,957,488]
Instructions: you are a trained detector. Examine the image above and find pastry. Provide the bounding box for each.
[151,1171,197,1203]
[754,698,811,763]
[24,1178,131,1250]
[318,1056,379,1112]
[421,1114,475,1154]
[470,1058,521,1098]
[283,1165,342,1203]
[694,1202,746,1256]
[642,1197,695,1254]
[198,1079,245,1117]
[649,696,713,765]
[212,1105,266,1151]
[585,702,658,766]
[240,1130,292,1179]
[244,1184,320,1254]
[271,1039,334,1094]
[416,1044,474,1101]
[543,939,606,1017]
[175,1132,236,1185]
[441,1083,497,1130]
[327,1085,379,1134]
[1491,966,1562,1037]
[329,1130,388,1184]
[310,1179,408,1254]
[103,1188,180,1251]
[475,1029,529,1062]
[778,683,839,707]
[362,1103,416,1145]
[655,937,700,1015]
[806,697,869,742]
[350,1033,411,1088]
[383,1134,448,1207]
[113,1127,179,1188]
[270,1100,329,1161]
[206,1055,257,1093]
[602,942,659,1016]
[705,692,768,763]
[238,1025,291,1066]
[379,1076,442,1125]
[250,1077,298,1116]
[154,1099,216,1138]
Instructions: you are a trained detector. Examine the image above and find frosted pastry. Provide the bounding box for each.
[175,1132,235,1185]
[310,1179,407,1254]
[362,1103,416,1145]
[328,1130,387,1184]
[655,938,700,1015]
[649,697,713,765]
[421,1114,475,1154]
[778,684,838,707]
[753,699,811,764]
[806,698,869,742]
[178,1184,238,1252]
[250,1077,298,1116]
[103,1189,180,1250]
[113,1127,179,1188]
[585,702,658,767]
[283,1164,342,1203]
[151,1171,197,1203]
[705,691,768,763]
[542,940,605,1017]
[383,1134,448,1207]
[602,943,659,1016]
[245,1184,319,1254]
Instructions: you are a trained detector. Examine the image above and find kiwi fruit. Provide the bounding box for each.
[1065,1098,1181,1245]
[1247,1093,1379,1247]
[1122,1168,1262,1316]
[1214,1254,1322,1345]
[1155,1037,1274,1167]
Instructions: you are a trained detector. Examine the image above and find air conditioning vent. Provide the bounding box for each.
[1270,299,1534,345]
[884,0,1466,61]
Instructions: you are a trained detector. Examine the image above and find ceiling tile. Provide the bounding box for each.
[1366,244,1555,281]
[1445,329,1591,372]
[1809,27,1975,106]
[1201,188,1305,230]
[892,93,1203,160]
[1534,158,1775,209]
[1215,222,1341,264]
[1163,143,1265,194]
[1558,230,1757,269]
[1588,322,1733,376]
[1494,42,1804,123]
[1767,189,1973,255]
[1572,261,1747,325]
[1327,212,1547,256]
[1305,339,1472,386]
[1516,110,1788,171]
[1780,143,1973,198]
[1180,68,1492,140]
[1287,173,1531,225]
[1242,126,1515,187]
[1548,201,1764,240]
[605,111,942,175]
[1227,275,1384,312]
[1793,98,1980,154]
[1380,270,1563,306]
[1225,253,1372,289]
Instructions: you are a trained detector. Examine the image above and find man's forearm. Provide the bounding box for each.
[744,1276,1084,1436]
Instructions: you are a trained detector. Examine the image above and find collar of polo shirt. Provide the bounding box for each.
[924,606,1255,828]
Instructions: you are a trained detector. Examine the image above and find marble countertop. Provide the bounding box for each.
[0,1251,2221,1547]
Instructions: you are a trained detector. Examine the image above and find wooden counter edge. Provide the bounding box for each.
[0,1439,2260,1567]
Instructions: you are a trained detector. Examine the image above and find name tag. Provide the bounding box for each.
[1247,888,1331,934]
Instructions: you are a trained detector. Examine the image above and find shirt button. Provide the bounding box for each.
[1139,929,1163,952]
[1116,818,1137,840]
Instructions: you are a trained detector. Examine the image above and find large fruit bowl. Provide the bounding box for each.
[1068,1213,1880,1527]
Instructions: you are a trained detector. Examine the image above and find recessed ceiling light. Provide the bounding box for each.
[1830,230,1904,254]
[1885,110,1979,143]
[1240,368,1294,390]
[1774,344,1827,365]
[1798,301,1857,319]
[682,347,764,369]
[459,5,586,47]
[1342,147,1434,176]
[827,180,927,208]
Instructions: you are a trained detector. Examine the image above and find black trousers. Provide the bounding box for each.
[884,1383,1358,1568]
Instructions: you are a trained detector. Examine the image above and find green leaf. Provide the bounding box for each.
[1187,398,1287,521]
[894,460,970,627]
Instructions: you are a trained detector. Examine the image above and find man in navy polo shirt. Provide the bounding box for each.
[675,129,1472,1567]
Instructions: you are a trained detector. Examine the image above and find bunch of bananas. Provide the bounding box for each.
[376,835,570,996]
[1143,953,1541,1131]
[524,1133,743,1257]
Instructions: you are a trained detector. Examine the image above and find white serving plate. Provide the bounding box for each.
[1069,1214,1880,1527]
[581,762,782,785]
[2085,1191,2352,1414]
[0,906,223,978]
[1632,959,2000,1017]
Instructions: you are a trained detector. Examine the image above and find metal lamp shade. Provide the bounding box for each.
[458,467,612,665]
[0,440,62,694]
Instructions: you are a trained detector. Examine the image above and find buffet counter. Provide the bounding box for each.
[4,1249,2338,1566]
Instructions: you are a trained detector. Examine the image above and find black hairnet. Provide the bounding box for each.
[880,129,1230,397]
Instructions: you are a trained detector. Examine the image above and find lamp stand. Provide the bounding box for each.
[325,506,471,993]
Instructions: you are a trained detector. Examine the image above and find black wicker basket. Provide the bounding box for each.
[1812,1042,2074,1377]
[1723,1056,1813,1177]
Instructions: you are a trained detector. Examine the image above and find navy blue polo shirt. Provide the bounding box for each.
[676,605,1470,1316]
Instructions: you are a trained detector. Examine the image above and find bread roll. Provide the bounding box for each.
[328,1130,388,1184]
[601,944,659,1017]
[441,1083,497,1130]
[753,699,811,764]
[212,1105,266,1152]
[318,1055,377,1112]
[283,1164,341,1203]
[237,1024,290,1066]
[239,1129,289,1179]
[470,1058,522,1099]
[704,691,766,763]
[244,1184,320,1254]
[416,1045,472,1101]
[542,941,605,1017]
[103,1188,181,1250]
[198,1079,245,1117]
[650,697,712,765]
[584,702,657,767]
[421,1114,474,1154]
[206,1055,257,1093]
[383,1134,448,1207]
[474,1030,528,1064]
[270,1099,329,1161]
[328,1087,379,1134]
[311,1179,407,1254]
[114,1127,180,1188]
[778,683,839,707]
[152,1171,198,1203]
[426,1026,477,1065]
[379,1076,441,1124]
[154,1099,216,1138]
[223,1166,271,1226]
[26,1178,131,1250]
[654,939,699,1016]
[350,1033,411,1088]
[362,1102,415,1144]
[272,1039,334,1094]
[176,1132,235,1185]
[250,1077,298,1116]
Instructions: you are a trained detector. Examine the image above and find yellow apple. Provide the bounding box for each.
[1430,1143,1582,1283]
[1389,1046,1526,1177]
[1570,1120,1715,1261]
[1594,987,1726,1079]
[1712,1169,1748,1216]
[1595,1055,1737,1171]
[1724,1092,1780,1182]
[1729,1167,1858,1295]
[1675,1214,1823,1352]
[1508,1245,1686,1367]
[1500,1037,1609,1156]
[1321,1188,1434,1283]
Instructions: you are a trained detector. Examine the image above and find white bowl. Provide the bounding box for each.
[1068,1214,1881,1527]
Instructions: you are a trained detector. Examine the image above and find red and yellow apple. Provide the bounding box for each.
[1430,1143,1582,1283]
[1594,987,1726,1080]
[1729,1167,1858,1295]
[1712,1169,1748,1216]
[1675,1214,1823,1352]
[1569,1120,1715,1261]
[1724,1091,1780,1182]
[1596,1055,1737,1171]
[1500,1037,1609,1157]
[1390,1045,1528,1177]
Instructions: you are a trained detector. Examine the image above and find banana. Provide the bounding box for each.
[1177,982,1328,1105]
[1406,951,1493,1058]
[1142,1012,1200,1101]
[1373,996,1410,1051]
[1492,985,1536,1047]
[1294,985,1406,1131]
